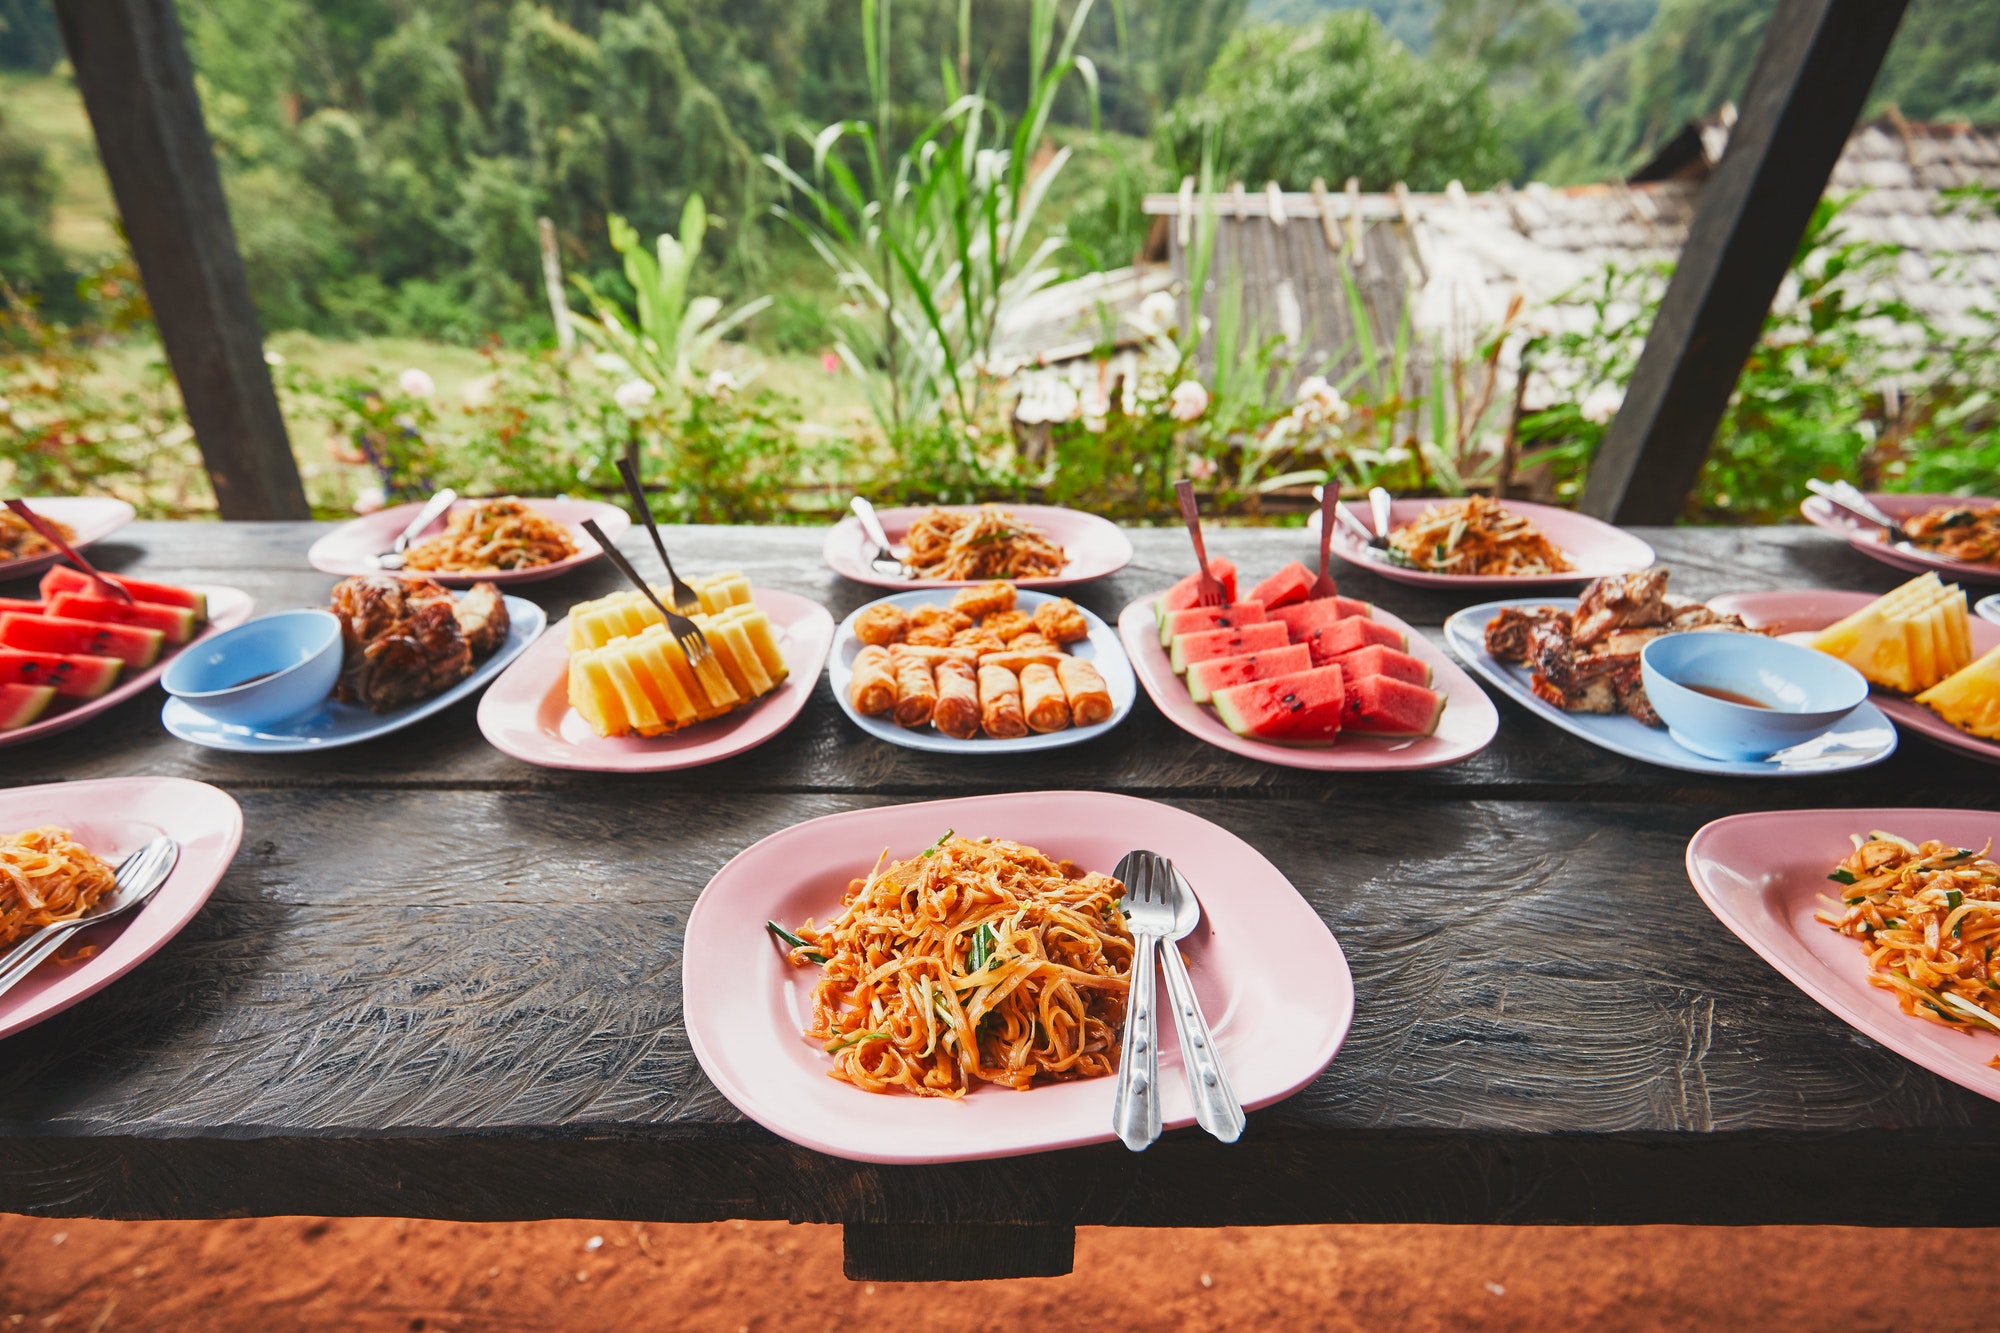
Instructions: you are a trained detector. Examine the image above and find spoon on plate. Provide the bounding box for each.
[4,498,133,602]
[374,488,458,570]
[1312,485,1391,557]
[0,836,179,1001]
[850,496,913,579]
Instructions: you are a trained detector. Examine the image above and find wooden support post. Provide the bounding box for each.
[1579,0,1908,525]
[52,0,309,520]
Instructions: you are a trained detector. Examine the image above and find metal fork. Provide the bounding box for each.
[0,836,178,1002]
[580,517,716,677]
[615,458,702,613]
[1173,479,1226,608]
[4,499,134,602]
[1310,478,1339,599]
[373,488,458,570]
[1111,849,1175,1151]
[1806,478,1917,546]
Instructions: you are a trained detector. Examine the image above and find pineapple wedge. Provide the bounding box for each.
[563,587,792,738]
[1810,573,1972,693]
[1916,643,2000,739]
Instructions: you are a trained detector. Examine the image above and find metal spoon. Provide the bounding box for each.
[374,489,458,569]
[1158,856,1243,1143]
[850,496,911,579]
[1312,485,1390,556]
[1369,486,1396,547]
[4,498,134,602]
[0,836,178,1002]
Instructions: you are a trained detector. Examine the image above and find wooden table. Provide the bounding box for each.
[3,522,1997,1281]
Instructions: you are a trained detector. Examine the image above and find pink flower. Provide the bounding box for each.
[1168,380,1209,423]
[397,368,435,398]
[821,351,842,373]
[353,485,386,515]
[1186,455,1218,481]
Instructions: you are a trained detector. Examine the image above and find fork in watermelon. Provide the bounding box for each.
[1173,479,1226,608]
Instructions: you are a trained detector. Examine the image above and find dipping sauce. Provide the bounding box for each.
[1684,683,1771,709]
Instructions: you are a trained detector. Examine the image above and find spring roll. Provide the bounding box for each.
[893,655,939,727]
[1020,662,1071,733]
[978,665,1029,739]
[888,643,980,664]
[850,646,897,715]
[932,659,981,739]
[978,649,1066,673]
[1056,656,1113,727]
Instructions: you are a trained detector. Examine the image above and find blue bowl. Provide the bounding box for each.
[1641,631,1869,762]
[162,609,343,728]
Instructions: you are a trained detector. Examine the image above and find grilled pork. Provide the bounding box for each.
[330,574,510,712]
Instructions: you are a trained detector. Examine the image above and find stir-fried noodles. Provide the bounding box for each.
[0,510,76,563]
[904,506,1067,581]
[403,498,578,572]
[1386,495,1573,576]
[772,833,1132,1097]
[1817,832,2000,1057]
[0,827,117,950]
[1904,501,2000,565]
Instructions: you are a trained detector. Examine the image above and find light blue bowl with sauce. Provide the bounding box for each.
[1641,631,1869,762]
[162,609,343,728]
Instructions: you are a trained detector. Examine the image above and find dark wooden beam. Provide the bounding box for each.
[1580,0,1908,525]
[50,0,309,520]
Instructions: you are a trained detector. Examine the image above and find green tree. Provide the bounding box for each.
[0,102,75,321]
[1158,11,1513,190]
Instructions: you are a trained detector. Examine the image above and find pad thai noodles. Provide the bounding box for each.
[1816,832,2000,1058]
[0,510,76,564]
[1386,495,1573,576]
[903,506,1067,581]
[402,497,578,572]
[0,827,117,951]
[1903,501,2000,565]
[770,832,1133,1097]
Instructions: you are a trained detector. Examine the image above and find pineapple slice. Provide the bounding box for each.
[1915,644,2000,739]
[564,576,789,736]
[1810,574,1971,693]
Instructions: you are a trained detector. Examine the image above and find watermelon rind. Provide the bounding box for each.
[0,613,164,667]
[1212,665,1346,743]
[41,567,208,622]
[0,683,56,730]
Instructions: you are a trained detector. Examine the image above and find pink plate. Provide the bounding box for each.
[0,585,253,749]
[1308,497,1654,589]
[0,777,242,1040]
[1687,807,2000,1103]
[683,791,1353,1163]
[307,498,631,587]
[822,503,1134,589]
[0,496,137,584]
[476,588,834,771]
[1799,491,2000,584]
[1117,594,1497,771]
[1708,588,2000,767]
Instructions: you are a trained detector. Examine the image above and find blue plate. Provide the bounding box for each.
[162,595,546,753]
[829,589,1135,753]
[1442,597,1897,776]
[1978,593,2000,627]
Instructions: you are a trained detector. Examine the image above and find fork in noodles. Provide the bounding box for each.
[402,497,578,572]
[903,506,1067,581]
[1816,832,2000,1052]
[1386,495,1573,576]
[775,834,1133,1096]
[0,827,118,951]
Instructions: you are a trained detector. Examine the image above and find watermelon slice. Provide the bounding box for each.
[41,567,207,622]
[1154,560,1240,623]
[0,613,164,667]
[0,598,42,616]
[1296,615,1404,666]
[1213,665,1346,742]
[1170,620,1290,673]
[1342,674,1445,736]
[0,683,56,730]
[1248,561,1319,610]
[1186,643,1312,703]
[1160,600,1267,647]
[1331,643,1432,688]
[1268,597,1370,641]
[46,593,197,645]
[0,648,123,698]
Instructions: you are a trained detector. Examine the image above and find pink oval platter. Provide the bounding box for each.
[1799,490,2000,584]
[1117,594,1498,771]
[0,777,242,1041]
[476,588,834,772]
[0,584,254,750]
[1307,496,1655,589]
[822,503,1134,589]
[307,497,631,587]
[0,496,137,582]
[1687,806,2000,1104]
[1708,588,2000,767]
[682,790,1354,1163]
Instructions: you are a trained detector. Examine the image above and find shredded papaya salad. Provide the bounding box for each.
[1817,832,2000,1060]
[768,832,1133,1097]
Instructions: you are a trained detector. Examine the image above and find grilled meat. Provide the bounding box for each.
[329,574,508,713]
[1572,570,1669,646]
[1484,605,1565,665]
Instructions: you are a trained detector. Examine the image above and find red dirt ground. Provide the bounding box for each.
[0,1216,1990,1330]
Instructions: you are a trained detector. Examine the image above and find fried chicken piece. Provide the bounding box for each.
[904,621,958,648]
[950,580,1016,620]
[1484,605,1565,664]
[1526,617,1619,714]
[853,602,910,647]
[908,605,973,633]
[330,574,474,713]
[1031,597,1089,645]
[1572,570,1670,646]
[1008,632,1056,653]
[451,582,510,658]
[980,610,1035,642]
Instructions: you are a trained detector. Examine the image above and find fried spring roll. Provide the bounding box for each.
[893,655,939,727]
[978,664,1029,739]
[932,659,981,739]
[850,646,896,715]
[1056,656,1113,726]
[887,643,980,664]
[977,649,1066,672]
[1020,662,1071,733]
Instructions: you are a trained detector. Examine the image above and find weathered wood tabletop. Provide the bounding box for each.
[2,521,1997,1280]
